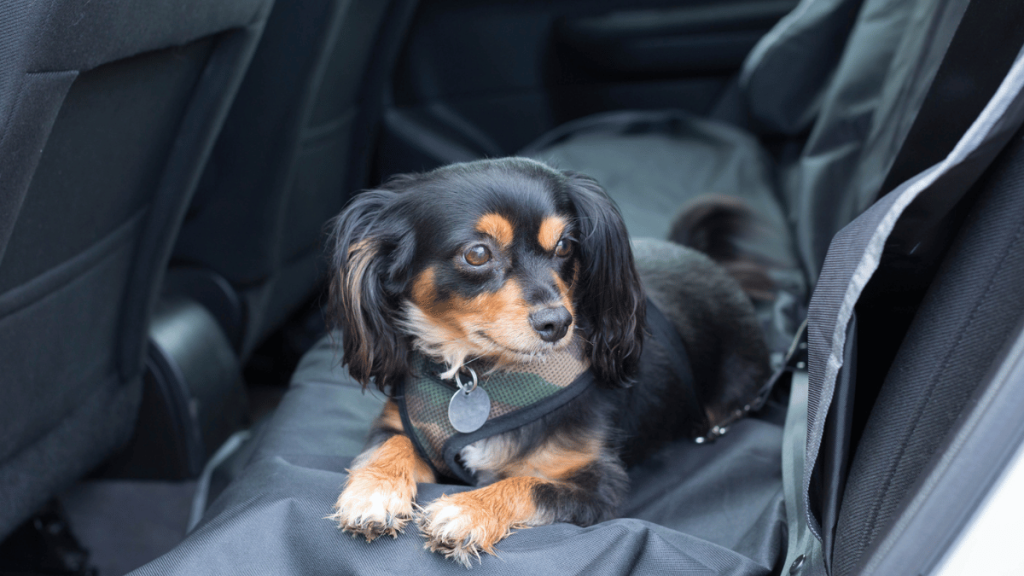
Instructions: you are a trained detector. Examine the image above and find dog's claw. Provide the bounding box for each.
[330,514,408,542]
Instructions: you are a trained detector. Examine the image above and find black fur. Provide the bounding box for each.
[560,172,646,387]
[668,195,776,301]
[327,185,417,392]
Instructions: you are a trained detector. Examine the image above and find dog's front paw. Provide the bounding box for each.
[417,479,544,568]
[417,495,505,567]
[328,466,416,542]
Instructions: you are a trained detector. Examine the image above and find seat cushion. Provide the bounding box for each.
[131,333,786,575]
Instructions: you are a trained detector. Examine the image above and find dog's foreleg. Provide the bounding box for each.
[328,400,435,541]
[417,441,626,567]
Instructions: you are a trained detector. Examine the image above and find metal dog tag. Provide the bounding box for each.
[448,367,490,433]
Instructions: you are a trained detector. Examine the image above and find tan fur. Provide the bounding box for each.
[329,434,434,541]
[343,239,379,370]
[552,270,576,317]
[501,435,600,481]
[376,400,404,433]
[423,432,602,565]
[417,477,547,567]
[537,215,567,252]
[475,213,514,247]
[461,432,600,483]
[406,268,577,379]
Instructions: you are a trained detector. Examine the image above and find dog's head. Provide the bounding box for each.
[328,157,645,392]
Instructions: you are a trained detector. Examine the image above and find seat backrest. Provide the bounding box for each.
[170,0,418,357]
[786,0,966,282]
[789,8,1024,572]
[832,123,1024,576]
[0,0,270,539]
[738,0,966,282]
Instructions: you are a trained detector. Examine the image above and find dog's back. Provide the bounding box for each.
[612,197,773,460]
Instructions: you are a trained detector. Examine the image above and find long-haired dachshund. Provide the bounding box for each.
[325,157,770,567]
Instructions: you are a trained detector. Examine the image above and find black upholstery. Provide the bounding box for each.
[530,0,962,286]
[171,0,418,357]
[832,129,1024,576]
[0,0,271,540]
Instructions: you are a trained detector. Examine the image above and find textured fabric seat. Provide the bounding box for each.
[170,0,418,356]
[131,334,787,575]
[0,0,272,540]
[522,111,787,246]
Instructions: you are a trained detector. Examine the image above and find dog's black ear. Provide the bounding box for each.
[327,184,416,393]
[562,171,645,387]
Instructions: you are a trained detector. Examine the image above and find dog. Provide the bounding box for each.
[325,157,771,567]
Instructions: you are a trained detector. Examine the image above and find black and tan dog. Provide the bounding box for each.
[325,157,770,566]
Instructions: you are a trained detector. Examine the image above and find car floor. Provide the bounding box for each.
[62,480,197,576]
[56,307,325,575]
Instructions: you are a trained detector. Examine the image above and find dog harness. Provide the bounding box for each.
[398,301,707,483]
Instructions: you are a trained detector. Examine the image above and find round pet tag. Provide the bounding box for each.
[448,367,490,433]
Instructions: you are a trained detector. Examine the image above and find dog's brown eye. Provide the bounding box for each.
[465,245,491,266]
[554,238,572,257]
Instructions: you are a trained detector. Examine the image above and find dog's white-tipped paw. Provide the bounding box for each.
[328,470,415,542]
[417,495,515,568]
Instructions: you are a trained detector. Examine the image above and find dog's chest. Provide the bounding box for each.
[458,437,509,485]
[399,338,593,483]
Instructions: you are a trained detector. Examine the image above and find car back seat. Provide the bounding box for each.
[525,0,954,354]
[127,0,1024,574]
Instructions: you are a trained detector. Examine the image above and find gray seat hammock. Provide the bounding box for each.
[131,0,1024,574]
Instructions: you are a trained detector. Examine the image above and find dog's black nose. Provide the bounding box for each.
[529,306,572,343]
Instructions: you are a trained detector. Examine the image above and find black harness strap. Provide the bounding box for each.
[400,299,713,483]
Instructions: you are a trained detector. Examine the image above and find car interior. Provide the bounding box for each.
[2,0,1024,574]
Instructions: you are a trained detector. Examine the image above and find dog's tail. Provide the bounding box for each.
[668,195,776,301]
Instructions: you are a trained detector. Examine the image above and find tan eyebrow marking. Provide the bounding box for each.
[537,216,567,252]
[475,213,514,247]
